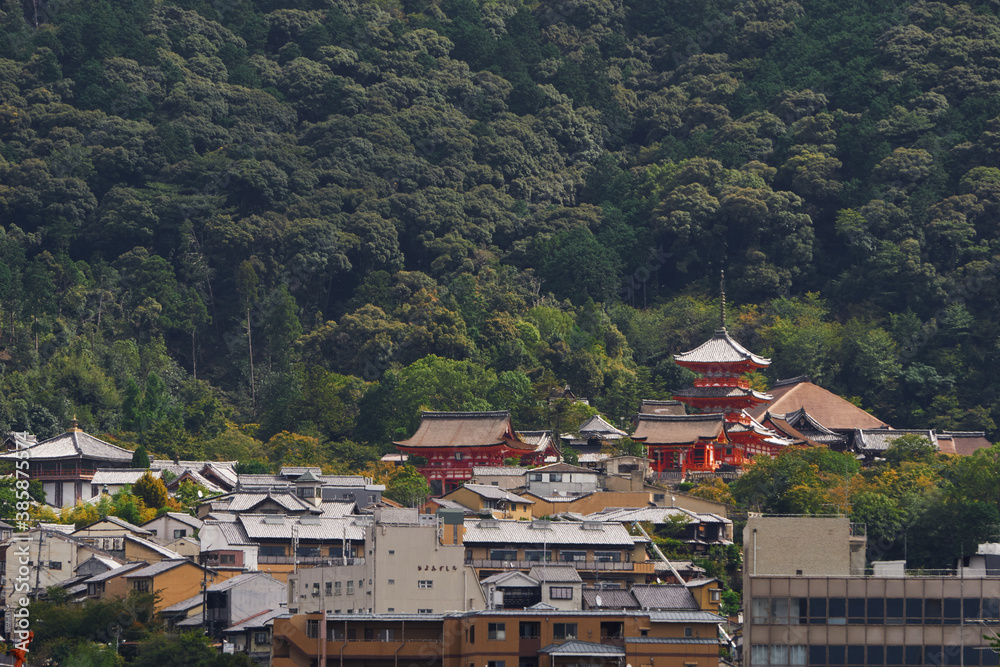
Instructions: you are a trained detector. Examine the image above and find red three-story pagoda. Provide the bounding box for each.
[644,273,792,476]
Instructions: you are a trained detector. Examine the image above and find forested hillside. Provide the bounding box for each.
[1,0,1000,465]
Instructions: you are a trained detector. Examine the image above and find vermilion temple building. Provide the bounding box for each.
[394,411,542,494]
[635,278,797,478]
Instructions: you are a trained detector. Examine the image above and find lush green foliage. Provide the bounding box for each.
[0,0,999,582]
[723,441,1000,570]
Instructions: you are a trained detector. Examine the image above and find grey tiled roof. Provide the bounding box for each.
[91,469,162,486]
[161,594,204,613]
[85,562,146,583]
[76,515,153,535]
[585,506,731,526]
[854,429,938,452]
[175,612,205,626]
[472,466,527,476]
[226,492,314,513]
[531,462,598,475]
[462,518,637,547]
[528,565,582,583]
[539,639,625,656]
[630,584,700,610]
[582,588,638,609]
[647,610,726,623]
[674,328,770,366]
[626,637,719,644]
[577,415,627,437]
[124,558,192,579]
[209,520,256,546]
[458,484,534,504]
[0,428,134,462]
[223,606,288,633]
[238,515,366,541]
[208,571,282,592]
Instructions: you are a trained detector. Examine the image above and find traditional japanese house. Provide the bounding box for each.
[0,419,134,507]
[394,411,537,495]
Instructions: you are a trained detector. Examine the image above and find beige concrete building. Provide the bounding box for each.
[744,515,866,579]
[288,508,487,615]
[743,516,1000,666]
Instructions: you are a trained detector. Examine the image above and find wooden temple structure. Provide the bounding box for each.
[635,274,795,478]
[393,411,541,494]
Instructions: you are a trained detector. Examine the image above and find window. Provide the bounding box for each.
[594,551,621,563]
[487,662,506,667]
[553,623,577,640]
[346,581,354,595]
[306,620,319,638]
[750,645,807,666]
[418,608,433,614]
[297,486,315,498]
[312,583,320,597]
[388,579,395,585]
[297,546,321,558]
[455,452,462,460]
[173,529,187,538]
[711,589,721,603]
[418,580,433,589]
[684,627,693,638]
[549,473,562,482]
[253,631,269,645]
[325,582,332,595]
[260,546,285,557]
[334,581,342,596]
[549,587,573,600]
[519,622,540,639]
[133,580,151,593]
[220,554,236,565]
[524,550,551,562]
[388,550,395,555]
[490,549,517,561]
[529,473,542,482]
[560,550,586,562]
[48,561,62,570]
[469,625,475,643]
[387,608,394,612]
[488,623,506,640]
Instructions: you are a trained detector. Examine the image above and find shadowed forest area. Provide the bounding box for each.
[0,0,998,470]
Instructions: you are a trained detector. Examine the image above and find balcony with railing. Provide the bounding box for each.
[258,556,366,566]
[468,559,654,573]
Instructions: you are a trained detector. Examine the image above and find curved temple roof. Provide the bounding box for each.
[674,329,771,367]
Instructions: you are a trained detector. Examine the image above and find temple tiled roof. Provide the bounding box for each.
[944,431,992,456]
[394,411,535,451]
[854,429,938,453]
[674,329,770,366]
[632,414,725,445]
[749,378,888,431]
[673,385,772,401]
[577,415,627,438]
[0,426,134,463]
[638,400,687,416]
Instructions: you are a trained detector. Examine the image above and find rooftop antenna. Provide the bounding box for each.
[720,270,726,330]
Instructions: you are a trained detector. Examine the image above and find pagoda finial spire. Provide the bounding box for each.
[720,270,726,330]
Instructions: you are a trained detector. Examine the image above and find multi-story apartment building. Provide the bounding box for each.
[743,516,1000,666]
[460,517,655,588]
[272,607,725,667]
[287,508,487,615]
